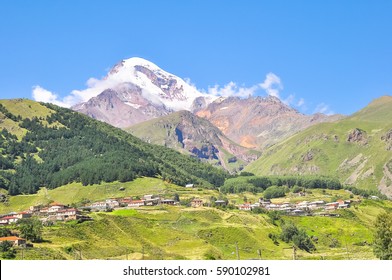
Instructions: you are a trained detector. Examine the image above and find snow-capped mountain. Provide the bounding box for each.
[72,57,214,127]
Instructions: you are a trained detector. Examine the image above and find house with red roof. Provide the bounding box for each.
[0,236,26,246]
[0,216,19,225]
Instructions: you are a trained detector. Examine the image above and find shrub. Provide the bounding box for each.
[280,221,316,252]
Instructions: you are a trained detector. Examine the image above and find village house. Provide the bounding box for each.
[279,203,294,213]
[118,197,133,206]
[0,216,19,225]
[265,203,280,210]
[238,203,251,211]
[29,205,42,213]
[88,201,109,211]
[296,201,309,210]
[215,200,227,207]
[259,198,271,207]
[144,195,161,206]
[0,211,32,225]
[39,207,49,214]
[105,199,120,209]
[308,200,325,210]
[250,202,261,209]
[0,236,27,246]
[49,208,81,221]
[143,194,154,200]
[47,203,66,213]
[160,199,176,205]
[191,198,203,208]
[128,200,145,207]
[290,209,306,216]
[337,199,350,209]
[14,211,32,219]
[325,202,339,211]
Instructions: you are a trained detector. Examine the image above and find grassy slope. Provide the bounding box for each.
[3,181,392,260]
[0,178,181,213]
[20,201,392,260]
[0,99,54,120]
[246,96,392,194]
[0,99,55,140]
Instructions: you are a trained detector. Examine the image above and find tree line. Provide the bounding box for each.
[220,175,342,194]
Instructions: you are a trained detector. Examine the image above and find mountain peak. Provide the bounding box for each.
[123,57,161,69]
[367,95,392,107]
[74,57,217,127]
[109,57,165,76]
[351,95,392,122]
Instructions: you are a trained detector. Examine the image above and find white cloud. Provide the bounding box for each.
[32,66,289,110]
[32,86,72,108]
[31,73,121,108]
[314,103,334,115]
[86,77,100,88]
[184,77,195,87]
[259,73,283,98]
[283,94,295,106]
[206,72,283,99]
[282,94,307,112]
[207,82,259,98]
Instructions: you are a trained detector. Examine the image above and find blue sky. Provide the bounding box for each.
[0,0,391,115]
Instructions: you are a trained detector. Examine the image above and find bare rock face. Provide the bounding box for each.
[190,145,219,160]
[196,96,343,149]
[72,85,172,128]
[190,96,209,113]
[381,129,392,150]
[347,128,368,145]
[134,65,186,101]
[302,150,314,162]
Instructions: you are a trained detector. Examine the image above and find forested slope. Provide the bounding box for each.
[0,99,227,195]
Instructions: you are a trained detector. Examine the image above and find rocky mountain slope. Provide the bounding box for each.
[245,96,392,198]
[196,96,344,149]
[127,110,260,173]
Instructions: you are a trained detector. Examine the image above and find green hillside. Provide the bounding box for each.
[3,181,392,260]
[1,158,392,260]
[246,96,392,198]
[0,99,228,195]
